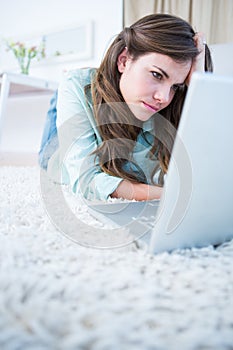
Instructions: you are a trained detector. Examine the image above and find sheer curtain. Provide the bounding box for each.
[124,0,233,44]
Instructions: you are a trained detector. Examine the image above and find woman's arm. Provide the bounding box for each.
[54,70,123,201]
[111,180,163,201]
[186,32,206,85]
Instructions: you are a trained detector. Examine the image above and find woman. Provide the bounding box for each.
[39,14,213,201]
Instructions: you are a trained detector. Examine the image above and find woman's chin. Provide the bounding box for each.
[134,110,156,122]
[128,106,154,122]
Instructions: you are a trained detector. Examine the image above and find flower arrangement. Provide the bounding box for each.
[5,38,46,74]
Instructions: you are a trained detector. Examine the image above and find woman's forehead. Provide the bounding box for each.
[135,53,191,80]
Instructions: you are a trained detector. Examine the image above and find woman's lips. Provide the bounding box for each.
[142,101,160,113]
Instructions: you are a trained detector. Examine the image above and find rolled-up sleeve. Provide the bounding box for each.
[55,70,123,201]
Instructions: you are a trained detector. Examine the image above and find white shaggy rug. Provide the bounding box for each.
[1,166,233,350]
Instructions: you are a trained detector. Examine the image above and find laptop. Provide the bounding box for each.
[86,72,233,253]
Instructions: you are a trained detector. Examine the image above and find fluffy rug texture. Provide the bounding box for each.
[0,166,233,350]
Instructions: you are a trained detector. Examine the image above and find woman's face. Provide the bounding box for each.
[117,49,192,122]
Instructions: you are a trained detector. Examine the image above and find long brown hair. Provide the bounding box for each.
[91,14,213,184]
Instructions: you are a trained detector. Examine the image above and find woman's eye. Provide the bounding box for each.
[151,71,162,80]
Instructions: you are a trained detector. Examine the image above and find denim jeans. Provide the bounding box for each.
[38,91,59,169]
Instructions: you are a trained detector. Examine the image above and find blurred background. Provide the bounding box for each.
[0,0,232,165]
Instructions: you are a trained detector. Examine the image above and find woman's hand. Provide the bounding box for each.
[186,32,206,86]
[111,180,163,201]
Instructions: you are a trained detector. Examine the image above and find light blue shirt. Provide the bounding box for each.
[47,68,161,201]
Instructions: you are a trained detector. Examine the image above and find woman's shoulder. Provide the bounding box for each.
[64,67,97,87]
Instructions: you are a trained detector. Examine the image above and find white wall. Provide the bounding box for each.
[210,42,233,76]
[0,0,123,82]
[0,0,123,154]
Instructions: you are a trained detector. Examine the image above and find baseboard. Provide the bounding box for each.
[0,152,39,166]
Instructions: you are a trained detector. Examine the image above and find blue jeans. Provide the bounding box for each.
[38,91,59,169]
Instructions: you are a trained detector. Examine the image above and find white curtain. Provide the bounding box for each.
[124,0,233,44]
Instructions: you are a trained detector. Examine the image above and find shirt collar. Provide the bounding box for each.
[142,115,155,132]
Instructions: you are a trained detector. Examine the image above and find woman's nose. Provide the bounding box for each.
[153,86,170,104]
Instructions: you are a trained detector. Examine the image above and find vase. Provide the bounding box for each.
[19,61,30,75]
[20,66,29,75]
[17,56,31,75]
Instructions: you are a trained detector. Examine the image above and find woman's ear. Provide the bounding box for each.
[117,47,129,73]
